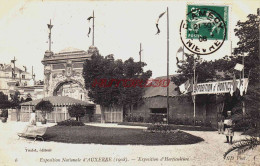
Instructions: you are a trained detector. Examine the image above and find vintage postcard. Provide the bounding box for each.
[0,0,259,165]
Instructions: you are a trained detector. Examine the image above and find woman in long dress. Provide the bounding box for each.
[28,110,36,126]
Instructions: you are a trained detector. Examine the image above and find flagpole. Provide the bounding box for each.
[47,19,53,52]
[13,57,16,79]
[140,43,142,63]
[49,20,52,51]
[193,56,196,126]
[166,7,169,125]
[92,10,95,46]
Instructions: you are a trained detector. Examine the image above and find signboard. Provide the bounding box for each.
[193,78,248,95]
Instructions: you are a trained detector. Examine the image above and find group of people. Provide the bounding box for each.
[218,111,234,144]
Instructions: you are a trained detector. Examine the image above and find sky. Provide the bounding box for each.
[0,0,259,80]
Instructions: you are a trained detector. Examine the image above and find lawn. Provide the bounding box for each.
[44,125,204,145]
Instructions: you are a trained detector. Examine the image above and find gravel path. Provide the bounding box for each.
[0,121,259,166]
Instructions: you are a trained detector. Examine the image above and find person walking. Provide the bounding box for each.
[224,111,234,144]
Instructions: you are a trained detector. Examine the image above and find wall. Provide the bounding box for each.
[130,95,220,127]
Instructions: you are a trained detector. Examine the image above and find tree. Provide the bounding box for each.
[83,53,152,121]
[224,12,260,158]
[0,92,12,109]
[10,91,21,108]
[68,104,85,121]
[35,100,54,123]
[25,93,32,102]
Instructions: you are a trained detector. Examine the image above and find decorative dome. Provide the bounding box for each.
[58,47,83,53]
[87,45,99,55]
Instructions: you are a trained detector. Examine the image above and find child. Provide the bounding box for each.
[224,111,234,144]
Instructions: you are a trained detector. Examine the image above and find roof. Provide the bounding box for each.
[0,64,29,74]
[58,47,84,53]
[20,96,94,106]
[143,75,181,98]
[42,47,91,63]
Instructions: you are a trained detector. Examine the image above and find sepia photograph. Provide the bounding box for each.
[0,0,259,165]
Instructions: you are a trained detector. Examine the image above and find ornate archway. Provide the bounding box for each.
[41,46,99,102]
[53,79,87,100]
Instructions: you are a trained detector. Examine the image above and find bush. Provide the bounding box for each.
[124,115,144,123]
[169,118,184,125]
[68,104,85,121]
[57,119,85,126]
[147,124,179,133]
[183,118,192,125]
[147,115,166,124]
[233,119,252,131]
[0,109,8,118]
[203,119,212,127]
[35,100,54,122]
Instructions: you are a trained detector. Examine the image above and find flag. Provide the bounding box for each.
[47,23,53,30]
[11,60,15,63]
[176,46,185,63]
[87,14,94,37]
[244,78,249,94]
[87,16,94,22]
[139,48,143,56]
[87,27,91,37]
[177,46,184,54]
[244,69,251,94]
[234,63,244,71]
[179,79,190,94]
[230,74,237,96]
[155,11,166,35]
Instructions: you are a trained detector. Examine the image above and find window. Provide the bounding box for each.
[150,108,167,114]
[22,75,25,79]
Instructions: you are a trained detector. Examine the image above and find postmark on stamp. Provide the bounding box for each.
[180,5,229,55]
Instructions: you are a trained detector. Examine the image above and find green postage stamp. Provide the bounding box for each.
[186,5,229,41]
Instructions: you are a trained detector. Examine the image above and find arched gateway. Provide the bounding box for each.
[42,46,98,101]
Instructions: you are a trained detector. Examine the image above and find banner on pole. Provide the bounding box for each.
[193,78,248,95]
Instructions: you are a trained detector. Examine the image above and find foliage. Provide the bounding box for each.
[224,137,260,159]
[0,92,13,109]
[25,93,32,102]
[68,104,86,121]
[147,124,180,133]
[35,100,54,120]
[147,114,166,124]
[9,91,21,108]
[57,119,85,126]
[223,12,260,158]
[83,53,152,114]
[0,109,8,118]
[124,115,144,122]
[168,117,212,127]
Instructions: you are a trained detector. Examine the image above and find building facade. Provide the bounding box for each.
[121,76,225,128]
[17,96,95,123]
[0,63,32,96]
